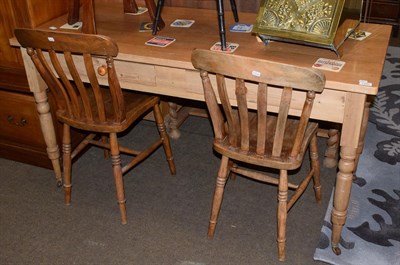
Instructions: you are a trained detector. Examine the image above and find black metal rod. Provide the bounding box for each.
[216,0,227,50]
[230,0,239,22]
[152,0,164,35]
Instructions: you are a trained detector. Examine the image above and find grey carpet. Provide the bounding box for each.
[0,114,337,265]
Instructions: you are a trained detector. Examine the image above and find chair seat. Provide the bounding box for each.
[213,115,319,170]
[57,87,159,133]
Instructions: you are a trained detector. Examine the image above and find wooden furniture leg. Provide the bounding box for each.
[68,0,80,25]
[144,0,162,25]
[323,128,340,168]
[20,48,62,186]
[331,146,357,255]
[331,92,366,255]
[167,102,181,139]
[164,105,208,139]
[123,0,139,13]
[353,100,371,179]
[82,0,96,34]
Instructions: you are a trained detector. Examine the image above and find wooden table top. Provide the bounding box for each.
[30,2,391,95]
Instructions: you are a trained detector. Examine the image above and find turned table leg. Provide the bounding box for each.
[330,92,366,255]
[331,146,356,255]
[323,128,340,168]
[353,100,371,179]
[167,102,181,139]
[21,48,62,186]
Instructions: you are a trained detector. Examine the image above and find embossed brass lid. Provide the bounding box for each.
[253,0,362,57]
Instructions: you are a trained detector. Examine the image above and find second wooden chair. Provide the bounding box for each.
[15,28,176,224]
[191,49,325,261]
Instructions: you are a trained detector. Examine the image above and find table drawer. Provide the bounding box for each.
[0,90,46,149]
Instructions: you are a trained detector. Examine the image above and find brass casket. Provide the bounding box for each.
[253,0,363,57]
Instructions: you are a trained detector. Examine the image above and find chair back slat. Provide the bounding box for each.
[272,87,292,157]
[48,50,82,119]
[256,83,267,155]
[216,74,239,147]
[65,51,94,121]
[191,49,325,159]
[82,53,106,122]
[235,79,249,152]
[15,28,126,127]
[34,49,74,115]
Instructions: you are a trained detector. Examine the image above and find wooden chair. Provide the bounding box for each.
[191,49,325,261]
[152,0,239,50]
[15,28,176,224]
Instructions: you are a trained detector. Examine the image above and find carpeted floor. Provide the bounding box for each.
[0,113,337,265]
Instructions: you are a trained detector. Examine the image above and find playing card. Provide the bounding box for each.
[312,58,346,72]
[230,23,253,33]
[170,19,195,28]
[145,36,176,47]
[210,42,239,53]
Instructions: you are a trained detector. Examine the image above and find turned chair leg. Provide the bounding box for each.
[63,123,72,205]
[277,169,288,261]
[109,132,127,224]
[153,103,176,175]
[208,156,230,238]
[310,134,322,203]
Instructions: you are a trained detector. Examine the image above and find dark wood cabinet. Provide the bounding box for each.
[363,0,400,37]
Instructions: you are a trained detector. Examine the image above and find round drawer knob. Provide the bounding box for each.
[97,65,107,76]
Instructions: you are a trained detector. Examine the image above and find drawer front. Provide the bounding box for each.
[370,2,400,21]
[0,90,46,149]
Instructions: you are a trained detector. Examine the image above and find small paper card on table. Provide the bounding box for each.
[145,36,176,47]
[312,58,345,72]
[230,23,253,33]
[210,42,239,53]
[348,30,372,41]
[170,19,195,28]
[60,22,82,30]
